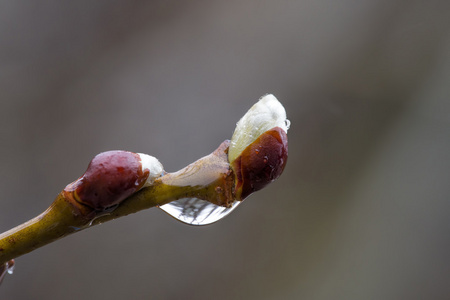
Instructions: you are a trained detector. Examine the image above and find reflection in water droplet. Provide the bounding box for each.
[159,198,241,225]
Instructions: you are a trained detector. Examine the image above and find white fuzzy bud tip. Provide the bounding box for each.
[228,94,289,164]
[138,153,164,187]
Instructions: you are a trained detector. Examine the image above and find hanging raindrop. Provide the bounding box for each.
[285,119,291,130]
[0,259,14,285]
[6,260,14,275]
[159,198,241,226]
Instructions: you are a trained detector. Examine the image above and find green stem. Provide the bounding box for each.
[0,193,89,265]
[0,140,234,265]
[0,177,202,265]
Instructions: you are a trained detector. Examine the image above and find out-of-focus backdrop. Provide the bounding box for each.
[1,1,449,299]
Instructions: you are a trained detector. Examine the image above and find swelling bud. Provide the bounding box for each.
[229,94,289,200]
[64,151,163,210]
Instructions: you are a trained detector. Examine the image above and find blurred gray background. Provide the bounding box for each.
[1,1,449,299]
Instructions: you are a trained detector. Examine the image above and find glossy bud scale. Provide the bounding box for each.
[64,151,163,210]
[231,127,288,200]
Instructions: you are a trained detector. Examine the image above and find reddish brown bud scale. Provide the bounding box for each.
[231,127,288,200]
[64,151,150,210]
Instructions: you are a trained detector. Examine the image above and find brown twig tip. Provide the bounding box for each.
[64,151,152,211]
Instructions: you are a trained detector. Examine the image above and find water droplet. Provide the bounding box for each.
[0,260,14,285]
[159,198,241,225]
[285,119,291,130]
[87,204,118,226]
[6,261,14,275]
[263,156,268,164]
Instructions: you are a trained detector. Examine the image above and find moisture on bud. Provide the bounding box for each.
[229,94,289,200]
[231,127,288,200]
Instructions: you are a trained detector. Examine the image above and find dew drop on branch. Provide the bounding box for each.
[159,198,241,225]
[6,260,14,275]
[285,119,291,130]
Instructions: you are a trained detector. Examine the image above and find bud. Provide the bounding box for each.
[64,151,163,210]
[229,94,289,200]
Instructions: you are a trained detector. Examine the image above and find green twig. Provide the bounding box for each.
[0,140,234,265]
